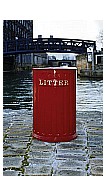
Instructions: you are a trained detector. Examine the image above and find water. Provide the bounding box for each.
[76,78,103,112]
[3,71,33,110]
[3,71,103,112]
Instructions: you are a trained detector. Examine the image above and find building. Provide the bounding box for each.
[95,49,103,65]
[3,20,48,71]
[3,20,33,71]
[76,48,103,78]
[3,20,33,41]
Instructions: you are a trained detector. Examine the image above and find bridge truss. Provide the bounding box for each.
[3,38,96,55]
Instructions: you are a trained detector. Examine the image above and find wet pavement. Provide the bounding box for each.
[3,72,103,176]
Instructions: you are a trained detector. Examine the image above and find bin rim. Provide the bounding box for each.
[32,67,77,70]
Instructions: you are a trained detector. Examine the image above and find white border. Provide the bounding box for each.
[1,0,105,196]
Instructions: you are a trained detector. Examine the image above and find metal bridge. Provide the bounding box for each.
[3,38,96,55]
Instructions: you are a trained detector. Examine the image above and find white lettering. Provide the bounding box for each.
[47,80,52,85]
[39,79,43,85]
[53,79,58,86]
[64,80,69,85]
[59,80,64,86]
[44,80,46,85]
[39,79,69,86]
[59,80,63,86]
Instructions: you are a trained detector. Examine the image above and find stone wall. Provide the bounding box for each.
[76,54,87,75]
[76,53,103,78]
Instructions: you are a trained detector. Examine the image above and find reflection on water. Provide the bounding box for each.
[3,71,103,112]
[3,71,32,110]
[77,78,103,112]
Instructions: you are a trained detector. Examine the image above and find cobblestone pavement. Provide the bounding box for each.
[3,109,103,176]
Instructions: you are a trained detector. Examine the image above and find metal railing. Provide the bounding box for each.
[3,38,96,55]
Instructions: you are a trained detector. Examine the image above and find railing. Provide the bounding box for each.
[3,38,96,55]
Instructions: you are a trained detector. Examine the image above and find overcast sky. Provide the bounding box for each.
[33,20,103,41]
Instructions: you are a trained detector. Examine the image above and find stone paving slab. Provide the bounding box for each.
[90,166,103,176]
[57,159,87,169]
[24,165,52,176]
[3,170,20,176]
[53,169,87,176]
[3,110,103,176]
[3,148,26,157]
[3,156,24,168]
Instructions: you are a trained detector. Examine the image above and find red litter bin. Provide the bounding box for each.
[32,67,77,142]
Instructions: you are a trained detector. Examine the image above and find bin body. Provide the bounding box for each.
[32,67,77,142]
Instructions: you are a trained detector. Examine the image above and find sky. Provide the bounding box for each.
[33,20,103,41]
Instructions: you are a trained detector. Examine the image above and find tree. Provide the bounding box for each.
[96,30,103,49]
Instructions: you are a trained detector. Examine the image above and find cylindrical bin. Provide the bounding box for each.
[32,67,77,142]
